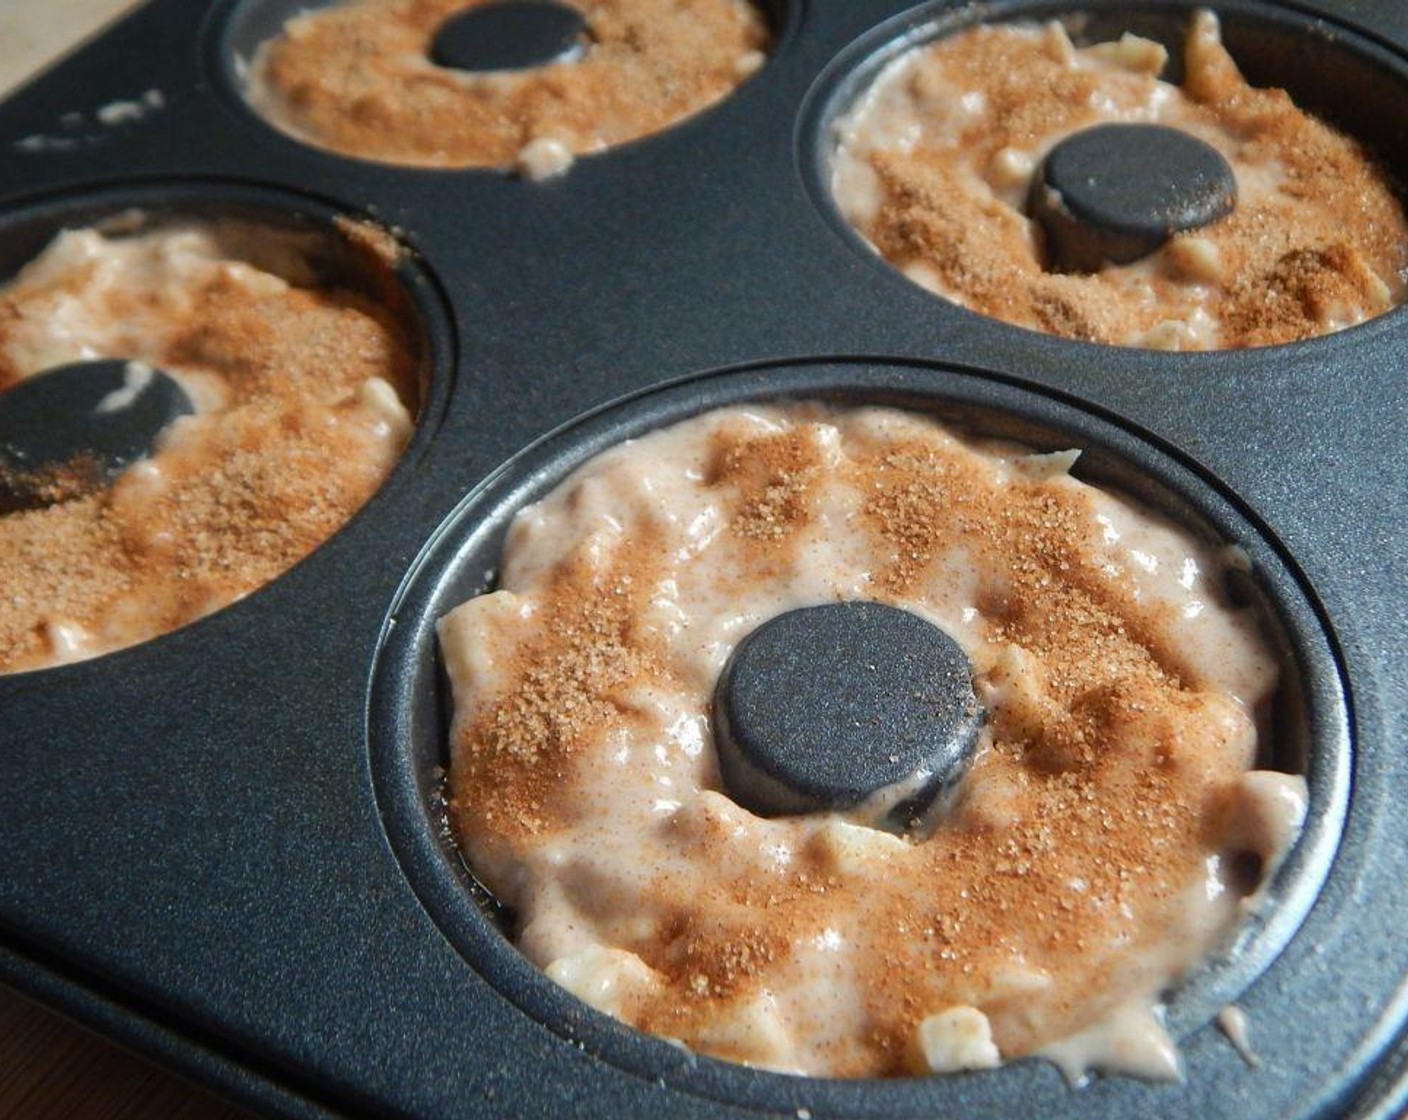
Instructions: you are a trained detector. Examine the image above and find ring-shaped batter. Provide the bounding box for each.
[0,217,416,673]
[438,403,1307,1079]
[829,11,1408,349]
[248,0,769,175]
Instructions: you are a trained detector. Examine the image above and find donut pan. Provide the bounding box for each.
[0,0,1406,1117]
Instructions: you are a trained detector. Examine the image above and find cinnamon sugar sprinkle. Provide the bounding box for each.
[438,404,1306,1079]
[249,0,768,173]
[831,10,1408,349]
[0,220,416,673]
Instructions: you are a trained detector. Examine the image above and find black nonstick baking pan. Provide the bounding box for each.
[1,0,1407,1117]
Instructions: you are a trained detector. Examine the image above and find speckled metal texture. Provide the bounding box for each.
[0,2,1405,1118]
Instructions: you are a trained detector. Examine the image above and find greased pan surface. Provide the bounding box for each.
[0,1,1405,1117]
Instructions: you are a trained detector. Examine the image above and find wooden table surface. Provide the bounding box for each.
[1,4,260,1116]
[0,986,252,1119]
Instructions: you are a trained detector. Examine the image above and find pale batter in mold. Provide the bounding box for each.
[830,11,1408,349]
[248,0,768,174]
[0,218,415,673]
[438,403,1307,1079]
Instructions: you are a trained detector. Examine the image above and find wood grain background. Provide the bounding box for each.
[0,987,251,1119]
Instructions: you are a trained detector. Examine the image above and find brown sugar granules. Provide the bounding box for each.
[0,221,416,673]
[249,0,768,173]
[438,404,1304,1078]
[708,423,823,543]
[450,546,667,842]
[831,10,1408,349]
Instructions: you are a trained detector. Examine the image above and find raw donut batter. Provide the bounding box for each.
[0,218,416,673]
[248,0,768,175]
[438,403,1306,1079]
[830,11,1408,348]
